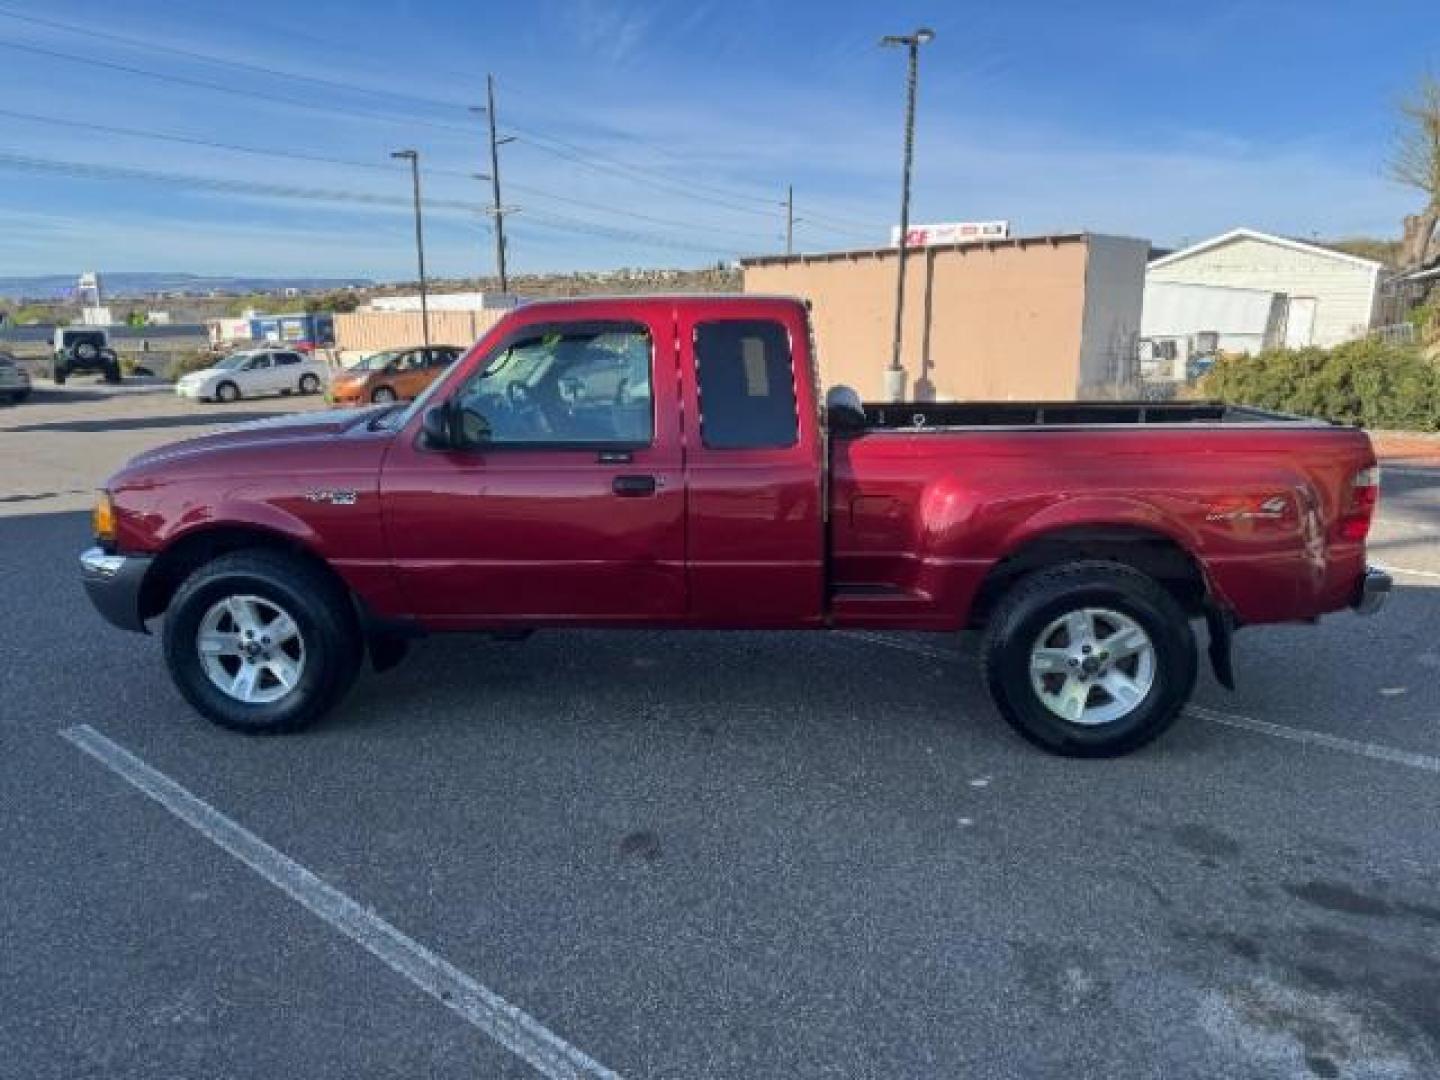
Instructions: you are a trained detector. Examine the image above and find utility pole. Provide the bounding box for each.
[471,75,511,293]
[390,149,430,350]
[785,184,795,256]
[880,28,934,402]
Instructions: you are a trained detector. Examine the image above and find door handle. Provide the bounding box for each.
[612,474,658,497]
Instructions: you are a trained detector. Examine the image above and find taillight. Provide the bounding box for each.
[1338,465,1380,542]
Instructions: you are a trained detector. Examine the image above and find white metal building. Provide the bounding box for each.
[1146,228,1382,348]
[1140,281,1286,376]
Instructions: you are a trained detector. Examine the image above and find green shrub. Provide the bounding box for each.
[171,348,222,379]
[1408,293,1439,345]
[1200,339,1440,431]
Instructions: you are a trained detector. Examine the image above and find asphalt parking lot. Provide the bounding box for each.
[3,382,1439,1079]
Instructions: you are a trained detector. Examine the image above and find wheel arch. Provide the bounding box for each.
[139,522,349,623]
[972,522,1213,626]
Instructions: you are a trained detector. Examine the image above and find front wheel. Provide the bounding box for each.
[162,550,362,734]
[53,367,67,385]
[371,386,397,404]
[982,560,1197,757]
[299,373,320,394]
[215,380,240,403]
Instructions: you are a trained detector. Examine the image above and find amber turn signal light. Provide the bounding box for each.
[93,490,116,546]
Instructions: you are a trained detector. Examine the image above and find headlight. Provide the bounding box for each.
[93,490,117,547]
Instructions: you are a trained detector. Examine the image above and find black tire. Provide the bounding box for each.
[162,550,362,734]
[982,560,1197,757]
[216,380,240,403]
[53,367,67,385]
[75,342,98,362]
[13,389,29,403]
[371,385,397,404]
[299,373,320,394]
[104,363,122,385]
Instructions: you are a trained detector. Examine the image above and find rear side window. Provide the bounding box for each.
[276,352,301,366]
[694,320,797,450]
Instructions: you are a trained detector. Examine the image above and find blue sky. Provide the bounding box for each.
[0,0,1433,280]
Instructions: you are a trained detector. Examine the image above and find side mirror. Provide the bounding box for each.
[421,403,456,449]
[825,385,868,434]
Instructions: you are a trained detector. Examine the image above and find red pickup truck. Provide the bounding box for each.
[81,295,1390,756]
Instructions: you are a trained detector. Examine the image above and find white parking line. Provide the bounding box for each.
[841,632,1440,773]
[1187,706,1440,774]
[60,724,623,1080]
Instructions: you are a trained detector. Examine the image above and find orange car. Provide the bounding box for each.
[328,345,464,405]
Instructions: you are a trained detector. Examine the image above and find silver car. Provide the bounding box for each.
[0,352,32,404]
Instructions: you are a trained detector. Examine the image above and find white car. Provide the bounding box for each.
[176,349,330,403]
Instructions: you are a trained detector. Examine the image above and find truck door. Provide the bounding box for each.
[676,304,825,625]
[380,311,686,622]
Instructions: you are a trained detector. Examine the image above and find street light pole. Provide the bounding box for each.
[390,149,430,351]
[880,27,934,402]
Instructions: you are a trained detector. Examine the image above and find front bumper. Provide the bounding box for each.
[175,383,207,399]
[80,546,153,632]
[1353,567,1392,616]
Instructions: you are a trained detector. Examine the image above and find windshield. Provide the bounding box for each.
[349,351,399,372]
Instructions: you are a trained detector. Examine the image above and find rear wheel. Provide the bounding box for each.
[163,550,362,734]
[104,362,121,385]
[982,560,1197,757]
[216,380,240,403]
[371,385,397,404]
[299,373,320,394]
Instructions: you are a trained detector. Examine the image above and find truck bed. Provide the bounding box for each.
[856,400,1324,430]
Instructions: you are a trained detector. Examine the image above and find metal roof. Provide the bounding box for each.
[1148,227,1384,272]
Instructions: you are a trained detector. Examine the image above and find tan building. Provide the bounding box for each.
[742,233,1148,401]
[333,308,509,358]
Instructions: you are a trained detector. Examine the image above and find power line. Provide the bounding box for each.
[0,11,875,248]
[510,129,877,240]
[0,151,752,259]
[0,4,472,116]
[0,107,413,174]
[0,11,876,242]
[0,39,472,133]
[496,77,880,230]
[0,151,477,212]
[0,107,776,245]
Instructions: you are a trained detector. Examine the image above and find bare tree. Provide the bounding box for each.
[1390,73,1440,269]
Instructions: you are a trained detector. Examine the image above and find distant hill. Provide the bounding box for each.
[0,272,372,301]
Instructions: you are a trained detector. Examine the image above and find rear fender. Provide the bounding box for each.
[999,495,1206,557]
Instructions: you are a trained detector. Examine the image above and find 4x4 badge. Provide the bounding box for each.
[305,489,358,506]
